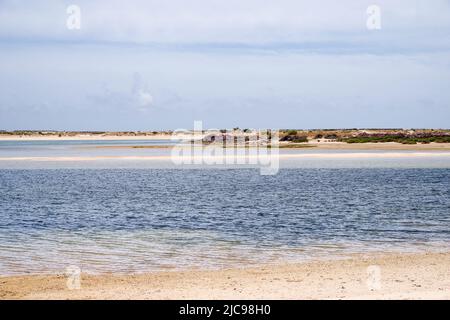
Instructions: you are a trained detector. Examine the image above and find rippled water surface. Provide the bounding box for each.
[1,168,449,275]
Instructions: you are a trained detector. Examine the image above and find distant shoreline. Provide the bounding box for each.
[2,128,450,148]
[0,135,174,141]
[1,252,449,299]
[1,135,450,151]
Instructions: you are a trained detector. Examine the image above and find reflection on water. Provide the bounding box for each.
[0,139,178,159]
[0,168,449,275]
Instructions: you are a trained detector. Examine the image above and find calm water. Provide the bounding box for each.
[0,168,449,275]
[0,141,449,275]
[0,139,178,158]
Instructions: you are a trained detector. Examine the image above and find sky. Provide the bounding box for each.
[0,0,450,130]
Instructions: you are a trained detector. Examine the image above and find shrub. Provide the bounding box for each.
[292,136,308,143]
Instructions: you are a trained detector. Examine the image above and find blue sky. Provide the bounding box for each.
[1,0,450,130]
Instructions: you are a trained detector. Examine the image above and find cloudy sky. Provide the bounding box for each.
[1,0,450,130]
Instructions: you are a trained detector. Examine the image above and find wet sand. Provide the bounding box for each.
[280,142,450,151]
[90,143,450,151]
[1,252,449,300]
[306,142,450,151]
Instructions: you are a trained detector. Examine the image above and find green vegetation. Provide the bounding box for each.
[280,134,308,143]
[278,144,315,149]
[342,135,450,144]
[0,130,35,135]
[291,136,308,143]
[286,129,298,135]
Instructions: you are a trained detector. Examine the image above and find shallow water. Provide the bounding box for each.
[0,140,449,275]
[0,168,449,275]
[1,139,450,169]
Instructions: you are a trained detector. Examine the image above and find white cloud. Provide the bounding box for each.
[137,91,153,108]
[131,72,153,109]
[1,1,450,129]
[0,0,449,49]
[1,43,450,129]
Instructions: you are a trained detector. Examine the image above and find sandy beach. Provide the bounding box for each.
[1,252,449,300]
[2,134,450,151]
[306,142,450,151]
[84,142,450,151]
[1,136,449,300]
[3,0,450,304]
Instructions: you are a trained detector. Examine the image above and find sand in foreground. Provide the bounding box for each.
[1,252,449,300]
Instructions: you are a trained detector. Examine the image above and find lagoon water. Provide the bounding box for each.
[0,140,449,275]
